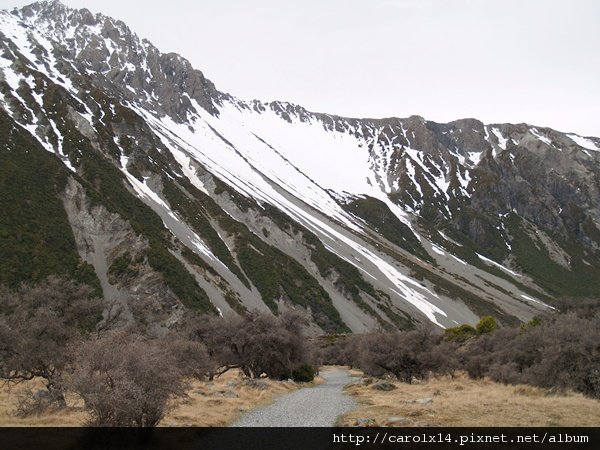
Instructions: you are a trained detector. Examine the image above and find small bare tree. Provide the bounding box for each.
[0,277,103,413]
[69,331,185,427]
[356,327,456,383]
[191,310,313,379]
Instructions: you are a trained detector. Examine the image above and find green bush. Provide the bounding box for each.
[520,316,542,331]
[476,316,498,334]
[292,364,316,382]
[444,324,478,342]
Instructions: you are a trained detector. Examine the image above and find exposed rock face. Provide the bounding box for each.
[1,1,600,331]
[61,176,181,332]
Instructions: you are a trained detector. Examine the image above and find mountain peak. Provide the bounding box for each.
[15,0,126,33]
[18,0,71,17]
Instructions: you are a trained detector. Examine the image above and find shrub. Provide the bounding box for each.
[444,324,478,342]
[520,316,542,331]
[70,332,185,427]
[193,310,314,380]
[355,327,457,383]
[164,336,215,381]
[475,316,498,334]
[317,334,361,367]
[461,312,600,399]
[0,277,103,412]
[292,364,316,382]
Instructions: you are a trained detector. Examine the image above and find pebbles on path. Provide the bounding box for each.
[231,368,357,427]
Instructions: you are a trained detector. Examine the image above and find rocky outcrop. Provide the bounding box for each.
[61,176,181,332]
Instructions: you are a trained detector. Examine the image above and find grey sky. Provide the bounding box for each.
[2,0,599,136]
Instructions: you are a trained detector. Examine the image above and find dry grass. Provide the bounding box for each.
[0,370,301,427]
[338,372,600,427]
[0,379,88,426]
[162,370,299,426]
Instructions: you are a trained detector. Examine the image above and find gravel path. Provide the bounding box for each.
[231,368,357,427]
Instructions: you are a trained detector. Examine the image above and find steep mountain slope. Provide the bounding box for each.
[2,1,599,332]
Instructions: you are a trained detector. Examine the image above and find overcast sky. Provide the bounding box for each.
[2,0,599,136]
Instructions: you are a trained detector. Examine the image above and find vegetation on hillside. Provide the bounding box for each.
[78,143,215,313]
[184,183,349,333]
[261,204,410,329]
[0,110,100,293]
[343,196,433,263]
[505,214,600,297]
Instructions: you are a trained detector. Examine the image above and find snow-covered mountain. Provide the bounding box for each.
[2,0,599,333]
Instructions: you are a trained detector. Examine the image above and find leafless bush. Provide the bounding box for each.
[163,335,216,381]
[69,331,185,427]
[520,313,600,397]
[13,388,61,417]
[0,277,103,413]
[190,310,313,379]
[461,312,600,399]
[355,327,457,383]
[552,298,600,318]
[317,335,355,367]
[461,327,521,379]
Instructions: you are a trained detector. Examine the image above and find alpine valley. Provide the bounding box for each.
[2,0,600,333]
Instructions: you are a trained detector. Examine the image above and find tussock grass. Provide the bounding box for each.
[339,372,600,427]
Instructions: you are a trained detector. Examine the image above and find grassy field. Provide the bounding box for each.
[338,372,600,427]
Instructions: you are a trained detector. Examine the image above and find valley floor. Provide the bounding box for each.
[1,368,599,427]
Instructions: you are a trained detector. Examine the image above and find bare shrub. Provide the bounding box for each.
[356,327,457,383]
[317,334,359,367]
[520,313,600,397]
[461,327,520,379]
[14,388,61,417]
[0,277,103,413]
[69,331,185,427]
[163,335,215,381]
[461,312,600,399]
[191,310,313,379]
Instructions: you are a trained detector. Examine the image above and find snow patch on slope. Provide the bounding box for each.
[568,134,599,152]
[131,103,447,326]
[491,127,508,150]
[477,253,521,277]
[530,128,553,147]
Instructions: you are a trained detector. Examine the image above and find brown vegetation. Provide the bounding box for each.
[338,372,600,427]
[69,332,187,426]
[0,278,316,426]
[162,371,299,426]
[321,306,600,401]
[0,370,299,426]
[0,278,103,414]
[2,276,600,427]
[182,309,315,380]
